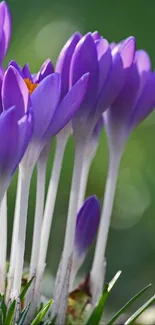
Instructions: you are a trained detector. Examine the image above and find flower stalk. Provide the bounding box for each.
[33,128,69,311]
[26,148,48,306]
[0,194,7,293]
[91,151,122,301]
[54,139,87,317]
[11,167,32,299]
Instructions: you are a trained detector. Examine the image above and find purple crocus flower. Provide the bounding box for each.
[69,33,136,141]
[72,196,100,281]
[2,63,89,169]
[9,59,54,85]
[104,49,155,155]
[0,1,11,65]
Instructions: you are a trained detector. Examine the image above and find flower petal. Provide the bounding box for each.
[96,38,112,95]
[0,67,4,113]
[135,50,151,74]
[35,59,54,83]
[130,72,155,127]
[22,63,32,80]
[31,73,61,140]
[12,110,34,173]
[8,60,23,76]
[97,51,125,113]
[92,31,101,41]
[2,66,29,119]
[70,33,99,110]
[110,63,140,123]
[120,36,136,68]
[56,32,81,100]
[0,1,11,64]
[135,50,151,94]
[44,73,89,138]
[0,106,19,176]
[1,1,11,55]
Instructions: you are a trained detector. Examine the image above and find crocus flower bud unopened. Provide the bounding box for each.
[71,196,100,287]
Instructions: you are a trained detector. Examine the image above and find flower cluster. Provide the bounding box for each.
[0,1,155,324]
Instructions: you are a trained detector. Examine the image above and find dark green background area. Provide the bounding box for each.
[4,0,155,314]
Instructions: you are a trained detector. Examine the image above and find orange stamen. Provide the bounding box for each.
[24,78,38,94]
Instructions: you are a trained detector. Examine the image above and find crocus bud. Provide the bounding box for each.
[70,196,100,288]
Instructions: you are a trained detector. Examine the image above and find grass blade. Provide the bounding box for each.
[20,276,34,301]
[17,303,31,325]
[108,283,152,324]
[31,299,53,325]
[85,271,122,325]
[125,294,155,324]
[4,300,16,325]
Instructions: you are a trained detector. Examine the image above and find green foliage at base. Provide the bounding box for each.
[0,271,154,324]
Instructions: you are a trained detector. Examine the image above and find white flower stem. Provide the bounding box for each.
[54,140,86,315]
[78,137,99,211]
[6,175,21,303]
[91,153,121,300]
[77,155,92,211]
[33,132,69,304]
[28,157,47,281]
[0,194,7,293]
[12,168,32,298]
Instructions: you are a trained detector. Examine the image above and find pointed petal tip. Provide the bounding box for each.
[135,49,151,72]
[120,36,136,68]
[81,72,90,82]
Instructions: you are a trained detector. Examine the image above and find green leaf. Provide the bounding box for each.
[17,303,31,325]
[0,309,4,324]
[125,294,155,324]
[20,276,34,301]
[85,271,122,325]
[107,283,152,324]
[50,315,57,325]
[0,293,7,320]
[31,299,53,325]
[4,300,16,325]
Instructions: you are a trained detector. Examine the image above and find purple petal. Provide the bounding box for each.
[130,72,155,127]
[31,73,61,140]
[56,32,81,100]
[92,31,101,41]
[120,36,136,68]
[12,111,34,173]
[2,66,29,119]
[0,1,11,64]
[8,60,23,77]
[70,33,99,110]
[96,38,112,95]
[135,50,151,74]
[44,73,89,138]
[35,59,54,83]
[22,63,32,80]
[135,50,151,93]
[0,106,19,176]
[110,63,140,123]
[110,42,116,50]
[0,67,4,113]
[97,51,125,113]
[75,195,100,256]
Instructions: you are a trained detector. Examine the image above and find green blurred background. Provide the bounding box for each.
[4,0,155,315]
